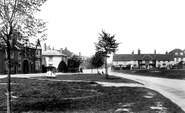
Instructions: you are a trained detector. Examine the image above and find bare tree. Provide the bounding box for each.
[0,0,47,112]
[95,30,120,78]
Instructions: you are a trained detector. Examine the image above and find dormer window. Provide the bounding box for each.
[175,52,178,55]
[180,52,183,55]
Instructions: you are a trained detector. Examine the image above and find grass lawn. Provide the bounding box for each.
[113,69,185,79]
[54,74,143,84]
[0,74,184,113]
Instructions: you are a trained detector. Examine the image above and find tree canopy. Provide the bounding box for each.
[0,0,47,49]
[91,51,104,70]
[0,1,48,112]
[94,30,120,78]
[68,55,82,68]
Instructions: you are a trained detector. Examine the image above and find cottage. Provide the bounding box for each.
[113,49,174,69]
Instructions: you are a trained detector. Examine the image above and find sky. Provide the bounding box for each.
[36,0,185,57]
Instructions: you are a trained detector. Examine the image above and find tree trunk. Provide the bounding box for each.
[104,57,108,78]
[7,40,11,113]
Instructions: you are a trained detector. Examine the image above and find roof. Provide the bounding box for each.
[169,48,183,54]
[42,50,67,57]
[62,48,73,57]
[113,54,174,61]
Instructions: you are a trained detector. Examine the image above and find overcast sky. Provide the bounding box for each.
[36,0,185,57]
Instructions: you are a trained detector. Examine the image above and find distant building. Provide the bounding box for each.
[112,49,174,69]
[60,47,73,57]
[169,48,185,63]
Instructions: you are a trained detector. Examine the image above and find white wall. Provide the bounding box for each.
[113,61,138,67]
[45,56,67,68]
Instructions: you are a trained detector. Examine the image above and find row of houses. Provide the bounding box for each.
[112,49,185,69]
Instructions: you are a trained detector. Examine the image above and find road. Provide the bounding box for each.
[83,69,185,112]
[108,71,185,112]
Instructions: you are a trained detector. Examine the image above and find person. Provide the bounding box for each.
[102,71,104,74]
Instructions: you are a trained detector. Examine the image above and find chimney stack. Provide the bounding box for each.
[154,49,156,56]
[138,49,140,55]
[60,48,63,53]
[44,43,46,51]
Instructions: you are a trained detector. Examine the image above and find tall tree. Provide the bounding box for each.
[95,30,120,78]
[0,0,47,112]
[91,51,104,72]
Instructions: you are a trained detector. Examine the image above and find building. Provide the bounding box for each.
[0,39,42,74]
[113,49,174,69]
[60,47,73,58]
[42,43,68,72]
[169,48,185,63]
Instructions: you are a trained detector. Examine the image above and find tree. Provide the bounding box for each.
[91,51,104,73]
[95,30,120,78]
[0,0,47,112]
[68,55,82,72]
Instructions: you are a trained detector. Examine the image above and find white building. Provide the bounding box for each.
[42,50,67,68]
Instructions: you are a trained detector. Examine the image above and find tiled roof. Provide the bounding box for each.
[169,48,183,54]
[42,50,67,56]
[113,54,137,61]
[113,54,174,61]
[62,49,73,57]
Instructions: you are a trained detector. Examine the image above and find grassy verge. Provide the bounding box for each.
[54,74,143,84]
[0,75,184,113]
[113,69,185,79]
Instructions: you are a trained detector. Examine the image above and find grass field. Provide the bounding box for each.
[113,69,185,79]
[0,74,184,113]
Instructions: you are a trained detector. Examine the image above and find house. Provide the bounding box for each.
[42,43,68,72]
[0,39,42,74]
[60,47,73,57]
[113,49,174,69]
[169,48,185,63]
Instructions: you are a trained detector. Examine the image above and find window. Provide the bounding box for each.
[18,62,21,71]
[175,52,178,55]
[18,52,21,60]
[11,64,14,71]
[49,64,53,67]
[35,50,40,57]
[49,56,53,61]
[35,61,40,70]
[11,52,14,59]
[180,52,183,55]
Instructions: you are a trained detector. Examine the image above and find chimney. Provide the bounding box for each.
[132,50,134,54]
[60,48,63,53]
[154,49,156,55]
[44,43,46,51]
[48,45,51,50]
[138,49,140,55]
[166,51,168,54]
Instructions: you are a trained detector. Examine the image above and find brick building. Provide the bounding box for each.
[0,40,42,74]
